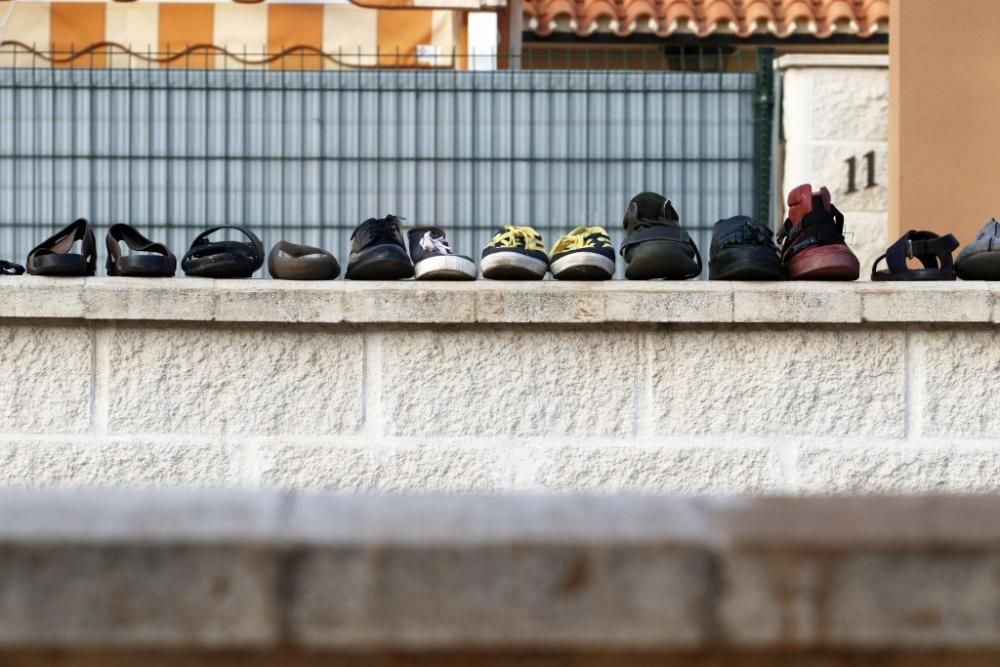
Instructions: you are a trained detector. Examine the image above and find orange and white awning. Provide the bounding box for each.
[0,0,482,68]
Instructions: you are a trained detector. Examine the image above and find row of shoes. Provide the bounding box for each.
[3,184,1000,281]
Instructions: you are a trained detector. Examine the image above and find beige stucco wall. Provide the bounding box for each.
[2,279,1000,494]
[779,55,889,279]
[890,0,1000,246]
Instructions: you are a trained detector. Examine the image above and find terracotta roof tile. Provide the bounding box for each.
[524,0,890,38]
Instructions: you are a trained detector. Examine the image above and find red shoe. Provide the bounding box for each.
[777,184,860,280]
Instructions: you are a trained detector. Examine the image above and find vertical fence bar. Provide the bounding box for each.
[754,47,775,227]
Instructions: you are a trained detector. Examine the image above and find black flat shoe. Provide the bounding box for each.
[268,241,340,280]
[708,216,783,281]
[345,216,414,280]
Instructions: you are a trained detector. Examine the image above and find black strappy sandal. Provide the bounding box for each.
[871,230,960,281]
[1,260,24,276]
[26,218,97,276]
[268,241,340,280]
[182,225,264,279]
[106,224,177,278]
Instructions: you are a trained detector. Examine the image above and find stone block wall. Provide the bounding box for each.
[1,278,999,493]
[780,55,889,276]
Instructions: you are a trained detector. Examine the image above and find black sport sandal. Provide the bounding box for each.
[871,230,959,281]
[182,225,264,279]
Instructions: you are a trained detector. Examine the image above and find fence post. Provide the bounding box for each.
[753,47,775,227]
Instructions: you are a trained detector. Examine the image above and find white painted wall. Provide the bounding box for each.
[779,55,889,278]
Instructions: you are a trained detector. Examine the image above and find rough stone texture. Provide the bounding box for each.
[604,283,732,323]
[376,446,510,492]
[254,444,379,491]
[3,279,1000,493]
[215,282,344,324]
[343,285,476,324]
[0,440,239,488]
[106,326,364,437]
[0,546,277,646]
[0,276,84,318]
[651,329,905,437]
[291,546,713,648]
[0,325,92,434]
[808,68,890,143]
[3,278,999,325]
[732,283,860,323]
[919,330,1000,439]
[8,492,1000,654]
[535,446,783,493]
[381,329,637,437]
[826,554,1000,647]
[796,446,1000,494]
[475,283,607,324]
[861,283,993,323]
[82,278,217,322]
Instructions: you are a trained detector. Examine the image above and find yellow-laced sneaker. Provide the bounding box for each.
[549,226,615,280]
[480,225,548,280]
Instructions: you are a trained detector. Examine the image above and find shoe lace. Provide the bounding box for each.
[489,225,544,251]
[361,216,403,246]
[733,221,776,249]
[419,230,453,255]
[552,226,611,254]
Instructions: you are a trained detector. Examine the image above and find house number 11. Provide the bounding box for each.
[846,151,876,193]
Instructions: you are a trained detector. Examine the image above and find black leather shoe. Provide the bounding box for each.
[708,216,783,281]
[345,215,414,280]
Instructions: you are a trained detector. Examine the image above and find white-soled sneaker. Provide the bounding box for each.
[407,227,478,280]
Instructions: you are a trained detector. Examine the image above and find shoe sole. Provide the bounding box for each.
[624,241,700,280]
[481,251,547,280]
[784,245,859,281]
[550,252,614,280]
[345,245,414,280]
[956,252,1000,281]
[414,254,478,281]
[709,248,783,281]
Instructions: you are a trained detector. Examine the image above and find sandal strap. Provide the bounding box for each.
[777,204,846,262]
[183,225,264,263]
[0,260,24,276]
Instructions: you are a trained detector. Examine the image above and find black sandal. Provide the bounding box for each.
[871,230,959,281]
[1,260,24,276]
[26,218,97,276]
[106,224,177,277]
[268,241,340,280]
[182,225,264,279]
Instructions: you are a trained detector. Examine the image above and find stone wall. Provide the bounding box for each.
[1,278,999,493]
[3,490,1000,665]
[780,55,889,277]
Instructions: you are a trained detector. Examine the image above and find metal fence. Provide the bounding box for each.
[0,48,772,277]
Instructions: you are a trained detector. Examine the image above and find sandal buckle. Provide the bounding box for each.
[904,239,914,259]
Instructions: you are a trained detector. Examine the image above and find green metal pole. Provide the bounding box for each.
[753,47,775,227]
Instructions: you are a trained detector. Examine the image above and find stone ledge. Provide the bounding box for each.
[0,277,997,325]
[6,491,1000,650]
